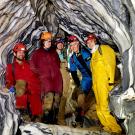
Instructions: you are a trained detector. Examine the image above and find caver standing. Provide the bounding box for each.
[30,32,63,123]
[5,42,43,121]
[85,33,122,134]
[68,35,95,125]
[54,37,70,125]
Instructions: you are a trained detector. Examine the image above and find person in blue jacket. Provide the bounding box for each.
[68,35,93,124]
[68,35,92,94]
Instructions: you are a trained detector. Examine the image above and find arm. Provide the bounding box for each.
[5,64,14,88]
[54,50,61,68]
[70,71,80,87]
[102,46,116,84]
[69,56,80,87]
[30,52,39,75]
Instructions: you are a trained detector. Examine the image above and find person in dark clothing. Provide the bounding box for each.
[30,32,63,123]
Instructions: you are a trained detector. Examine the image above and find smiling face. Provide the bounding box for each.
[57,42,64,50]
[14,51,25,61]
[86,38,96,49]
[43,40,52,49]
[70,40,80,53]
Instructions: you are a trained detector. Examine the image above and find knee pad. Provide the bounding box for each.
[43,92,54,113]
[77,93,85,107]
[15,80,27,97]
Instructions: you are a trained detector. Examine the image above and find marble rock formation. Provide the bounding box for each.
[0,0,135,135]
[20,122,110,135]
[0,91,19,135]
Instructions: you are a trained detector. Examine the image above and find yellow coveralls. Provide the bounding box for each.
[90,45,122,133]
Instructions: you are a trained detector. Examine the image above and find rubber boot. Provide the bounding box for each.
[57,96,67,125]
[31,115,42,122]
[19,109,31,122]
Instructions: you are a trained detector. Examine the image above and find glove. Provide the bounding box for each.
[9,86,16,93]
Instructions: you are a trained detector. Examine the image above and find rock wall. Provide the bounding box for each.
[0,0,135,134]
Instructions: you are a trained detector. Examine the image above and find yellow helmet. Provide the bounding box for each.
[41,32,52,40]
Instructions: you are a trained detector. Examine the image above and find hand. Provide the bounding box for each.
[9,86,16,93]
[65,67,70,72]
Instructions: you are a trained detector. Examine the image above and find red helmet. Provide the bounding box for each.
[68,35,78,44]
[85,34,96,43]
[13,42,27,52]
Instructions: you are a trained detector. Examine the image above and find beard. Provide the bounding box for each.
[16,56,24,61]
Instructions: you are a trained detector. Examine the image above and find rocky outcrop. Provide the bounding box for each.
[0,91,19,135]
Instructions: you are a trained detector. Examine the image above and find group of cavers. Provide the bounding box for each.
[4,31,123,134]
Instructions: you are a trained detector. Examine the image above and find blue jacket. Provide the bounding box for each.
[70,48,92,93]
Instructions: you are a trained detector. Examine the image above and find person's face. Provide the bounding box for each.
[86,39,96,49]
[70,40,80,53]
[14,50,25,61]
[57,42,64,50]
[43,40,51,49]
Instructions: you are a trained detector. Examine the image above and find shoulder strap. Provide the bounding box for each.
[98,45,102,55]
[76,54,92,77]
[82,46,91,54]
[71,55,74,64]
[12,63,16,85]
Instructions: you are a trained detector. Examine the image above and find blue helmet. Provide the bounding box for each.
[55,37,65,45]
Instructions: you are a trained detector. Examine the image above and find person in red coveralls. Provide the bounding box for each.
[30,32,63,124]
[5,42,43,121]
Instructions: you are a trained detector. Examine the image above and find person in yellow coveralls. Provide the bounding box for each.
[85,33,122,134]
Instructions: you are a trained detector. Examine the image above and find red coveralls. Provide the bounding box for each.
[6,60,43,115]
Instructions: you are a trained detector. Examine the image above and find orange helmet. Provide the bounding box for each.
[13,42,27,52]
[85,33,96,43]
[41,32,52,41]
